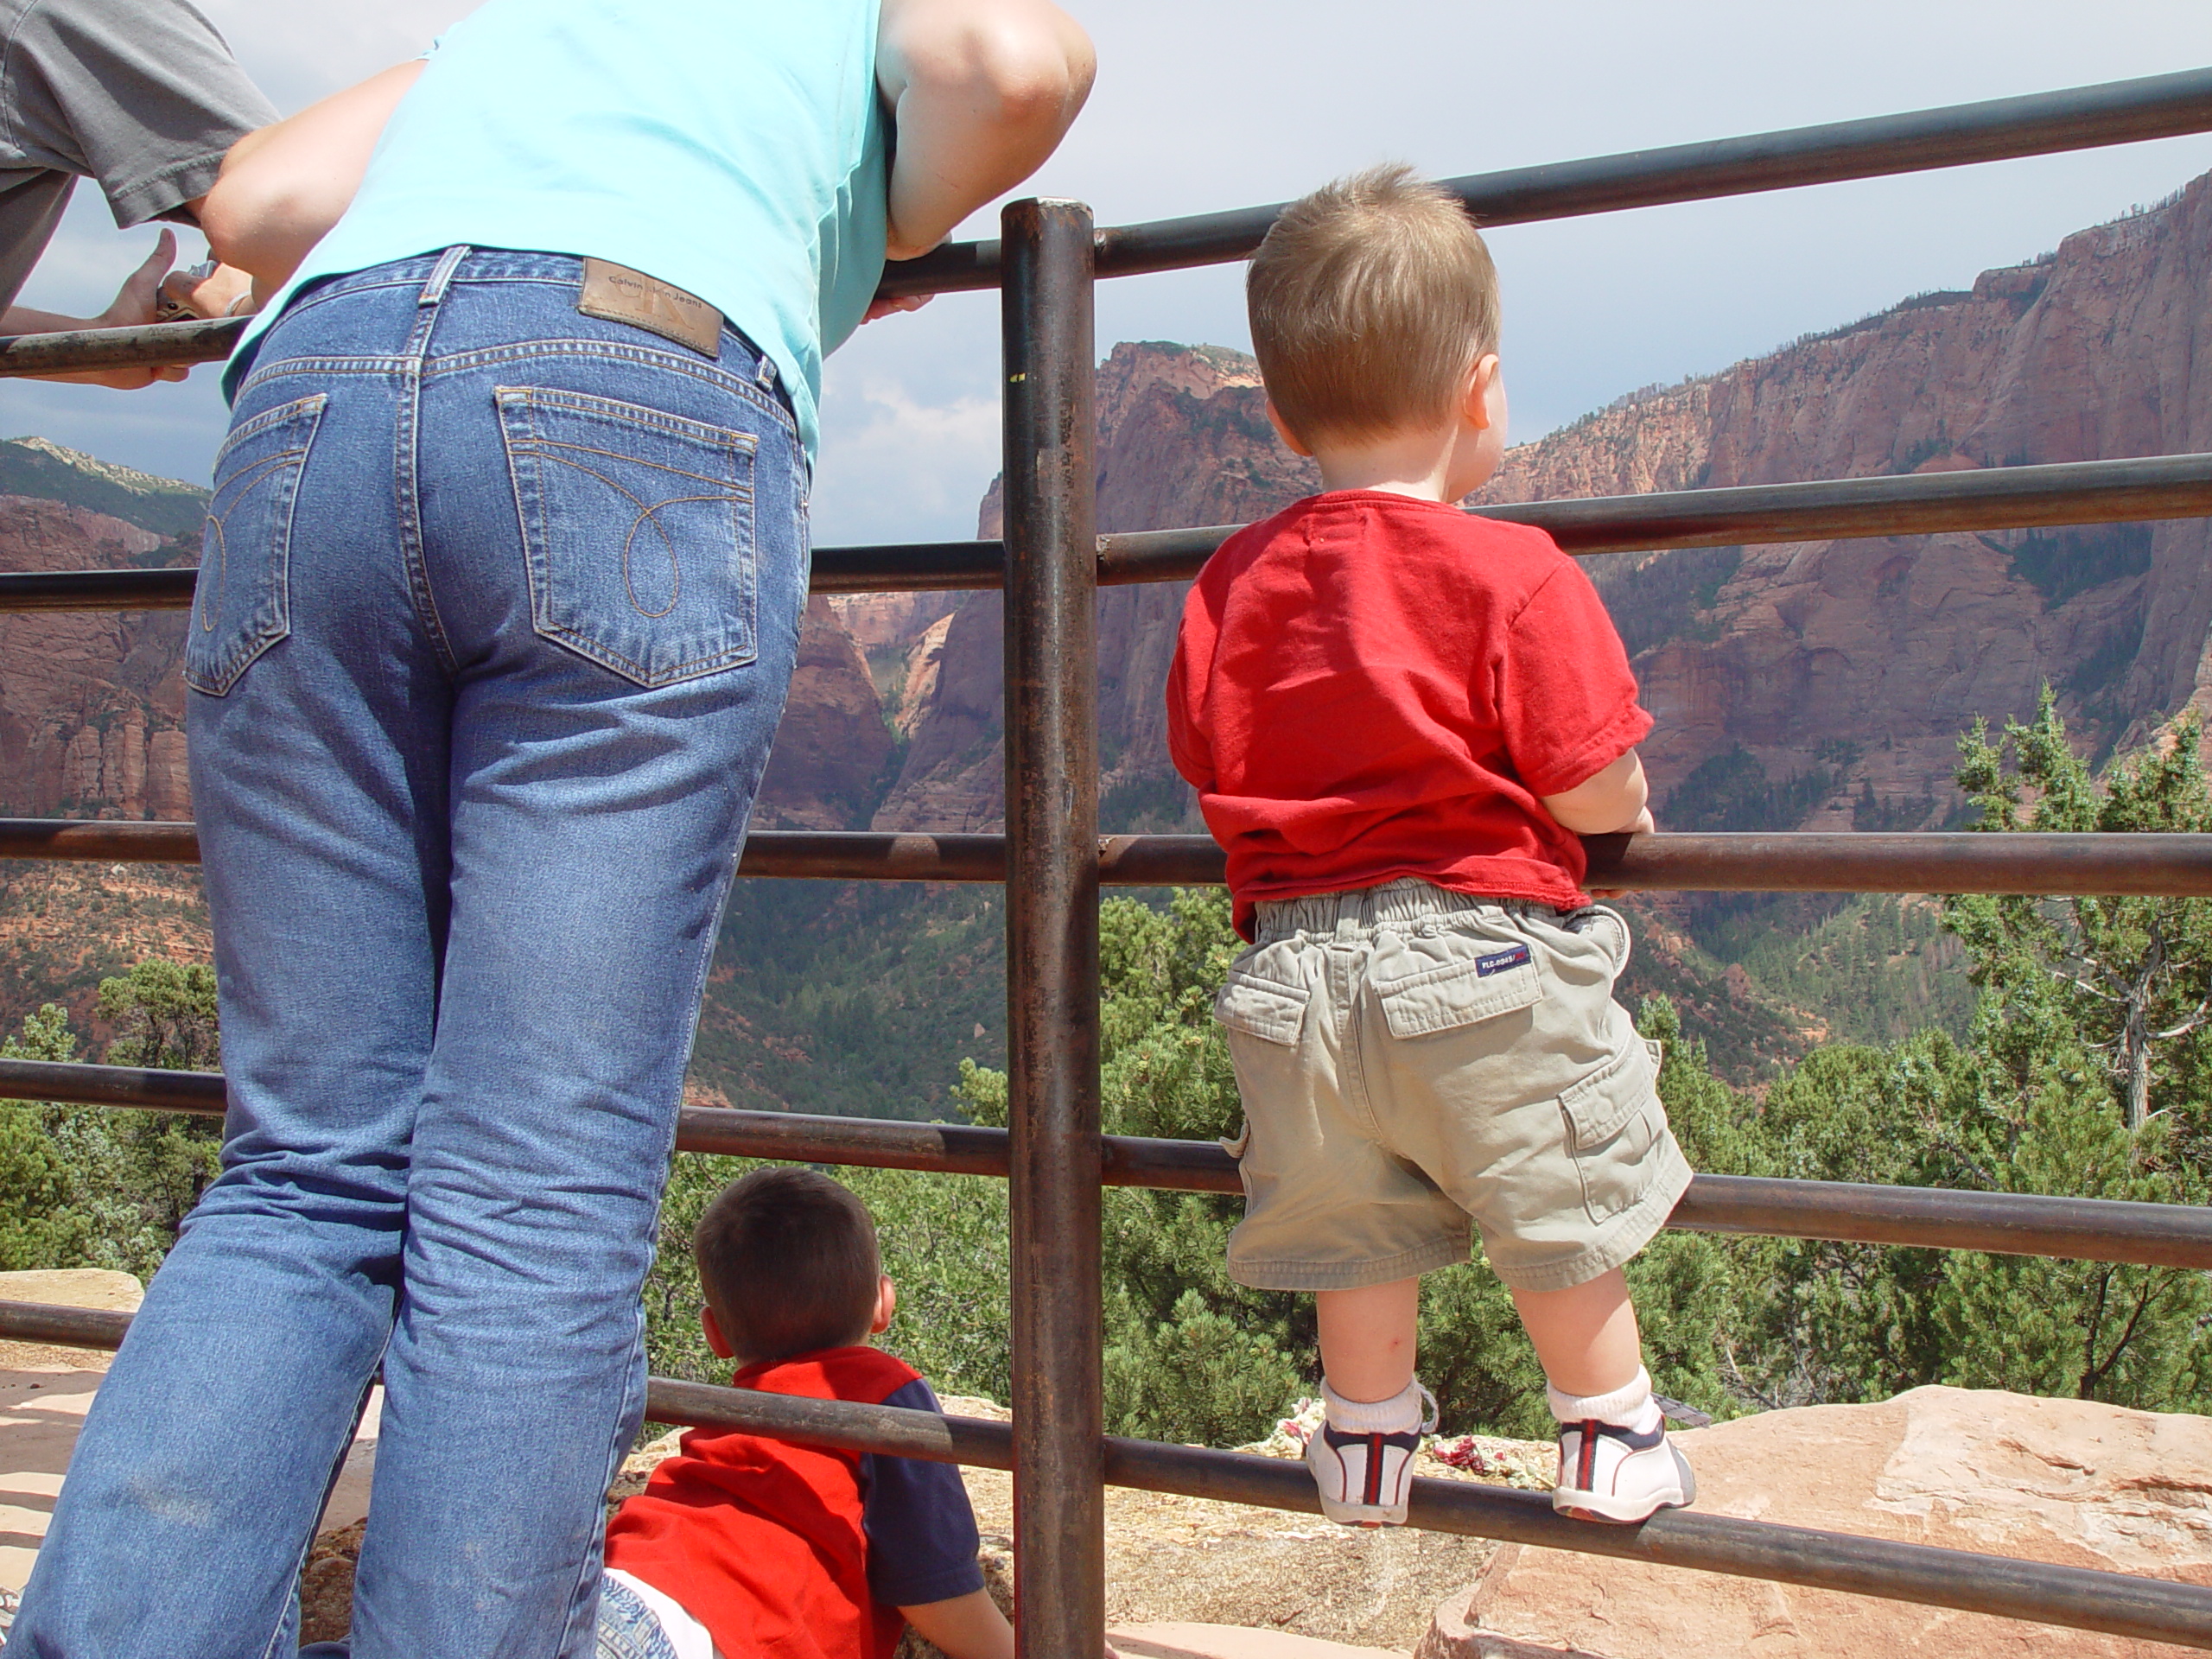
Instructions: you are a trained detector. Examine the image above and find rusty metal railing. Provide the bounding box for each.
[10,451,2212,611]
[4,1298,2211,1649]
[2,1056,2209,1270]
[8,820,2212,895]
[8,62,2212,1654]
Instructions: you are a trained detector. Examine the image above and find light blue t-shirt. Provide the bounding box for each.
[237,0,888,461]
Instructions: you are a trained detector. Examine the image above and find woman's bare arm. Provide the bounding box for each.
[199,61,425,287]
[877,0,1096,260]
[203,3,1096,287]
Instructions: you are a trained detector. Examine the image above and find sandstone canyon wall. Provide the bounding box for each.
[872,169,2212,834]
[13,163,2212,842]
[0,496,194,821]
[0,443,899,833]
[872,342,1319,830]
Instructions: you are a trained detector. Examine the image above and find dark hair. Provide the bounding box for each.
[693,1167,882,1364]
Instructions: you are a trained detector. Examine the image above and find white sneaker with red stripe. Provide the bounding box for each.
[1305,1380,1438,1526]
[1552,1416,1695,1523]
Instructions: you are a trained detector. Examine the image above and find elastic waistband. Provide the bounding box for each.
[1250,880,1565,944]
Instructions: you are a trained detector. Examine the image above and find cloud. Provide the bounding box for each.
[810,367,1002,548]
[200,0,477,110]
[10,0,2212,492]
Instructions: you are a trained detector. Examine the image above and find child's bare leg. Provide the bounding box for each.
[1515,1268,1694,1522]
[1306,1277,1430,1525]
[1314,1277,1420,1402]
[1510,1267,1641,1395]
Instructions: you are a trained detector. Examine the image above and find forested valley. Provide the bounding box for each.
[4,695,2195,1447]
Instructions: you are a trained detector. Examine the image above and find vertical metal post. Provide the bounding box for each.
[1001,197,1103,1656]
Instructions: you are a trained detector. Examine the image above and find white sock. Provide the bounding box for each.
[1547,1365,1662,1433]
[1320,1376,1423,1434]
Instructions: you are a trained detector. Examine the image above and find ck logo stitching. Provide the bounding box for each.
[199,448,308,634]
[494,386,760,687]
[1475,944,1533,977]
[187,392,326,696]
[521,442,738,620]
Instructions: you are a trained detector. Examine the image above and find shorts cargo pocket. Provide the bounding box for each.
[1214,971,1308,1046]
[187,393,326,696]
[1559,1040,1663,1223]
[1221,1121,1255,1210]
[496,386,758,687]
[1370,942,1543,1039]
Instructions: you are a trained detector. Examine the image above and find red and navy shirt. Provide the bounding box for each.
[604,1346,983,1659]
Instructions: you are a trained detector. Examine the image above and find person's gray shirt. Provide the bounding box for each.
[0,0,276,311]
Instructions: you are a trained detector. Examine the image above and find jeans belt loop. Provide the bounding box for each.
[420,245,470,307]
[404,245,473,359]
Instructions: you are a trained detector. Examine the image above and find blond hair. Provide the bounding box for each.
[1247,164,1499,445]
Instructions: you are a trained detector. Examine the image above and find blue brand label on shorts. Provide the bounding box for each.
[1475,944,1533,976]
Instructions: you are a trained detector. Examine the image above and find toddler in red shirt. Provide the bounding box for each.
[599,1168,1011,1659]
[1166,165,1697,1529]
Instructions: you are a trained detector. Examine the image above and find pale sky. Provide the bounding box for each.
[5,1,2212,543]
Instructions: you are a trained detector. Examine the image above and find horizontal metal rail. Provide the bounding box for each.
[0,315,243,377]
[886,67,2212,296]
[3,1295,2207,1648]
[13,454,2212,608]
[0,68,2198,374]
[1088,451,2212,587]
[2,1058,2204,1268]
[11,821,2212,897]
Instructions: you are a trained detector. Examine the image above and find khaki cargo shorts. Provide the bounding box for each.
[1214,880,1692,1294]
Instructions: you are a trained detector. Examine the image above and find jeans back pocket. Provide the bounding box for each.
[187,392,326,696]
[496,386,757,687]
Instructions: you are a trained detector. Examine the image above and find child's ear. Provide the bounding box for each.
[1264,397,1314,458]
[1464,353,1503,429]
[702,1305,735,1360]
[870,1275,898,1336]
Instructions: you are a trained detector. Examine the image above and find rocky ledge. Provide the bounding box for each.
[1421,1385,2212,1659]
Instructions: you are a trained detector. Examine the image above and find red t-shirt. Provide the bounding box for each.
[603,1346,922,1659]
[1166,491,1650,938]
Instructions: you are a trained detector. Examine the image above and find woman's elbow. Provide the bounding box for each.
[200,168,321,283]
[199,169,280,276]
[946,8,1096,130]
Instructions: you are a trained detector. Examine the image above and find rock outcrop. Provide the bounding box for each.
[873,343,1318,830]
[0,1268,139,1372]
[1419,1386,2212,1659]
[0,497,194,822]
[0,443,903,834]
[750,596,899,830]
[1472,179,2212,822]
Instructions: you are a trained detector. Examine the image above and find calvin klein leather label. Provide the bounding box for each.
[577,258,722,357]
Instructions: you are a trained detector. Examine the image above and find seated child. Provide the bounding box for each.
[599,1167,1010,1659]
[1166,165,1698,1529]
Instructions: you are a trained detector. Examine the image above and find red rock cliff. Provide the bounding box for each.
[0,467,900,833]
[0,498,193,820]
[879,171,2212,832]
[873,343,1318,830]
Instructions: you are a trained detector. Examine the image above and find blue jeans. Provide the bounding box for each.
[12,249,809,1658]
[593,1575,682,1659]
